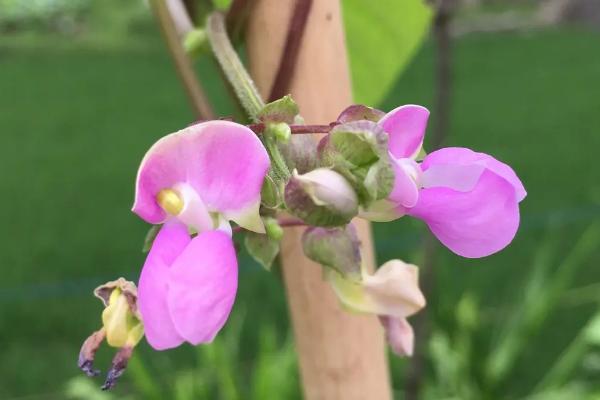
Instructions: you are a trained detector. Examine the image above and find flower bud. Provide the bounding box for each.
[266,122,291,143]
[284,168,358,227]
[302,224,361,281]
[279,134,319,174]
[183,29,209,57]
[264,217,284,241]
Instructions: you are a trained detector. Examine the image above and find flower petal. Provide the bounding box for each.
[359,198,406,222]
[408,169,520,258]
[328,260,426,319]
[362,260,426,318]
[421,147,526,202]
[378,105,430,159]
[379,316,415,357]
[133,121,270,229]
[167,230,238,345]
[388,157,421,208]
[223,198,264,234]
[172,183,213,232]
[137,222,190,350]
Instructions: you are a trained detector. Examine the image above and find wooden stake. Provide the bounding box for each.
[246,1,392,399]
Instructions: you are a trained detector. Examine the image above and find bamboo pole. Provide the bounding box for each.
[246,1,392,399]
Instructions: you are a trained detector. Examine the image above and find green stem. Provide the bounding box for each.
[206,11,290,181]
[265,137,291,180]
[206,11,264,120]
[150,0,215,120]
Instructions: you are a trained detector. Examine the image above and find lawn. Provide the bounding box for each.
[1,25,599,398]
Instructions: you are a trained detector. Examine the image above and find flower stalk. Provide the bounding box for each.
[248,122,340,135]
[206,12,264,120]
[206,11,290,181]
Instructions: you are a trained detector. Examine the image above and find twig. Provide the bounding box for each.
[166,0,194,36]
[226,0,253,41]
[248,122,338,134]
[232,217,306,234]
[150,0,215,120]
[206,12,265,120]
[268,0,313,101]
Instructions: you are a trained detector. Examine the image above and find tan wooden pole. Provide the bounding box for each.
[246,1,392,399]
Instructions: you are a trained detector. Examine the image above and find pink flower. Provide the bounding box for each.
[132,120,270,350]
[132,120,270,233]
[138,222,237,350]
[364,105,526,258]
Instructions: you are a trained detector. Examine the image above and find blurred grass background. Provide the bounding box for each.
[1,0,599,399]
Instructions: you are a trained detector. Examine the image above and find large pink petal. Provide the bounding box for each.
[422,147,526,202]
[408,170,520,258]
[167,230,238,345]
[132,120,270,224]
[137,222,190,350]
[378,105,430,159]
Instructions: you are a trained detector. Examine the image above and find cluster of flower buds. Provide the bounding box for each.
[287,103,525,258]
[79,94,525,388]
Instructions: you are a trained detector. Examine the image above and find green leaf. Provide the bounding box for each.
[343,0,433,105]
[244,232,280,270]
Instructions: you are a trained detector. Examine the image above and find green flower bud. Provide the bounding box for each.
[266,122,291,143]
[264,217,284,241]
[302,224,361,281]
[183,29,209,57]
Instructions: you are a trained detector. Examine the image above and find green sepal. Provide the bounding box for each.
[257,95,300,124]
[142,224,162,253]
[261,175,283,209]
[336,104,385,123]
[318,121,394,205]
[245,232,281,271]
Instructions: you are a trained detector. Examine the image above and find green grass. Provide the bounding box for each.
[1,25,599,398]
